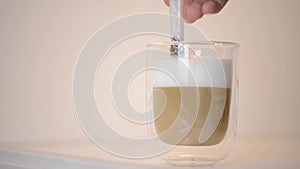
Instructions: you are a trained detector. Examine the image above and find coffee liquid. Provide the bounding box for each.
[153,87,230,146]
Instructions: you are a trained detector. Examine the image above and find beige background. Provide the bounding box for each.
[0,0,300,143]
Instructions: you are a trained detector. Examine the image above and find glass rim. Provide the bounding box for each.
[147,41,239,48]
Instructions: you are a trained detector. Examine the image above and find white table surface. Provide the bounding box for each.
[0,135,299,169]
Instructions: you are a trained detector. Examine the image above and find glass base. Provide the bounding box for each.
[164,154,221,167]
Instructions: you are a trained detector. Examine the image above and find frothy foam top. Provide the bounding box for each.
[152,58,232,88]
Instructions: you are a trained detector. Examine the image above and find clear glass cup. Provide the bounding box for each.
[146,41,239,166]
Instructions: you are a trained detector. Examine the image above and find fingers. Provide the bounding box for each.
[164,0,201,23]
[163,0,228,23]
[164,0,169,6]
[183,0,204,23]
[202,1,223,14]
[213,0,229,7]
[202,0,228,14]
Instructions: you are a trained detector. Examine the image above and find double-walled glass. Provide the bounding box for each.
[146,41,239,166]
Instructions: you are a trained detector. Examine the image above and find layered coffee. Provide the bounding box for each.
[151,57,232,146]
[153,86,230,146]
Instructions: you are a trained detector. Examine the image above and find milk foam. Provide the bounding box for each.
[153,57,232,88]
